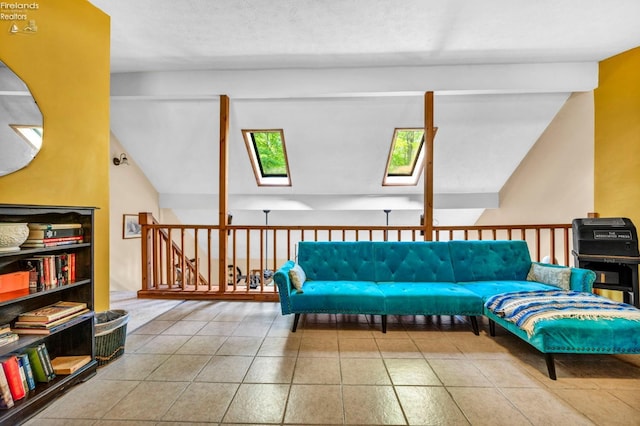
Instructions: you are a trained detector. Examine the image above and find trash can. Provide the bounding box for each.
[94,309,129,367]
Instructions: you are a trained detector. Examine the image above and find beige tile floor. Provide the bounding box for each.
[27,299,640,425]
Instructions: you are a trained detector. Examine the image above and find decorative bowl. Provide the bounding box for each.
[0,222,29,252]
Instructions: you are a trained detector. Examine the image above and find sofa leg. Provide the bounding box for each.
[545,353,557,380]
[469,316,479,335]
[489,319,496,337]
[381,315,387,333]
[292,313,300,332]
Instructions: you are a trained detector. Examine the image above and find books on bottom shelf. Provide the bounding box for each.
[0,342,60,409]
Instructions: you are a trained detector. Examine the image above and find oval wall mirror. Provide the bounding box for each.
[0,60,43,177]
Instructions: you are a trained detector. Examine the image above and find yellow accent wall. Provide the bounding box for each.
[595,47,640,303]
[0,1,111,310]
[595,47,640,226]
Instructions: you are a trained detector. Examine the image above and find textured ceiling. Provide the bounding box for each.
[92,0,640,72]
[89,0,640,224]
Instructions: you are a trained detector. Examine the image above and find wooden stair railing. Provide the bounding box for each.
[139,212,573,301]
[140,213,209,292]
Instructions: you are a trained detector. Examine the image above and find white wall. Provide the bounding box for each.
[109,133,160,292]
[476,91,594,225]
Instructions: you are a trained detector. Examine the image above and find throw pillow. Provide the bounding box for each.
[288,263,306,294]
[526,263,571,290]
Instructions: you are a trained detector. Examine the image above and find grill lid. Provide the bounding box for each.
[572,217,639,257]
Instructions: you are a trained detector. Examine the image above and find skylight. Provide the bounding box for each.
[242,129,291,186]
[383,128,425,186]
[11,125,43,151]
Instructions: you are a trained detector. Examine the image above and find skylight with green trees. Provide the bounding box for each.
[383,128,425,186]
[242,129,291,186]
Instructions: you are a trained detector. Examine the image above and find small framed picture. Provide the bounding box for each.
[122,214,141,239]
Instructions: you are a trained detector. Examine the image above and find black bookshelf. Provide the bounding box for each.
[0,204,97,425]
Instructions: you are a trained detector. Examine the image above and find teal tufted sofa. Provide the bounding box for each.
[274,240,595,335]
[272,240,640,379]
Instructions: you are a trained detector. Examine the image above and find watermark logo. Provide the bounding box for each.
[8,18,35,33]
[1,2,39,34]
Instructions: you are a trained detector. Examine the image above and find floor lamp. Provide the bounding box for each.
[263,210,274,280]
[384,209,391,241]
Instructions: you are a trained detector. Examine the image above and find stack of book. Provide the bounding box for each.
[21,223,83,249]
[11,301,89,335]
[0,324,18,348]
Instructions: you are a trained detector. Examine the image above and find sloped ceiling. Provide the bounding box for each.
[91,0,640,225]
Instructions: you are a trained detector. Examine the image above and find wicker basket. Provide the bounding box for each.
[94,309,129,367]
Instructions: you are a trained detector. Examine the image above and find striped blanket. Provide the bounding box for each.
[485,290,640,337]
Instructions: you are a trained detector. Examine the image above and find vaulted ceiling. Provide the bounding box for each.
[90,0,640,225]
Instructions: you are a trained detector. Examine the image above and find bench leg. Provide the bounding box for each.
[292,313,301,332]
[381,315,387,333]
[469,316,479,335]
[489,319,496,337]
[545,353,557,380]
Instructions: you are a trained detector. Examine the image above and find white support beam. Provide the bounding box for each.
[111,62,598,100]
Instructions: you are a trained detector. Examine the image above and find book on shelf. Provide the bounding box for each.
[12,309,91,335]
[23,235,83,244]
[44,256,55,286]
[25,344,55,383]
[60,253,77,284]
[0,324,10,335]
[17,301,87,323]
[17,353,35,391]
[27,225,83,240]
[21,235,83,248]
[16,356,28,394]
[0,356,25,401]
[70,252,76,282]
[38,344,55,381]
[27,223,82,231]
[0,367,14,409]
[51,355,91,375]
[0,333,18,347]
[25,346,51,383]
[20,258,45,290]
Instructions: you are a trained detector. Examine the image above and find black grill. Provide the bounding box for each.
[572,217,640,307]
